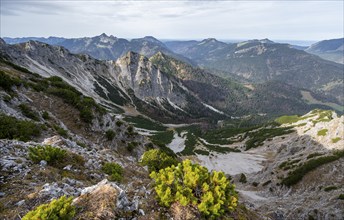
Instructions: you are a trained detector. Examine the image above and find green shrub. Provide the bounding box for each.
[127,142,139,152]
[19,104,39,121]
[324,186,338,192]
[0,113,41,141]
[150,160,238,218]
[53,125,68,138]
[29,145,67,166]
[101,162,124,182]
[42,111,50,120]
[338,194,344,200]
[0,71,21,91]
[127,125,134,134]
[281,151,344,186]
[306,152,323,159]
[105,129,115,141]
[239,173,247,183]
[115,120,123,127]
[140,149,178,173]
[22,195,75,220]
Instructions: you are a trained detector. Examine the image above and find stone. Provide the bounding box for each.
[40,160,47,167]
[16,200,25,206]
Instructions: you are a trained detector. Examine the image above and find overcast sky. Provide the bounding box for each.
[0,0,343,41]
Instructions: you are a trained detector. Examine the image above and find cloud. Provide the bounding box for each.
[0,0,343,40]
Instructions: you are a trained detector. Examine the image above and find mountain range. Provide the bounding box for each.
[0,34,343,220]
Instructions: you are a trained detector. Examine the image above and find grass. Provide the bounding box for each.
[281,150,344,186]
[317,129,328,136]
[331,137,341,143]
[124,115,166,131]
[275,115,301,124]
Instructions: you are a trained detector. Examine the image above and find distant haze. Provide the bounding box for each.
[1,0,343,41]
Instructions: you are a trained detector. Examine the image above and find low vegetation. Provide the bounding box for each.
[245,127,294,150]
[140,149,178,173]
[18,104,40,121]
[28,145,85,169]
[281,150,344,186]
[0,70,22,92]
[0,113,41,141]
[101,162,124,182]
[124,115,166,131]
[105,129,116,141]
[317,129,328,136]
[29,76,105,124]
[22,196,75,220]
[149,130,174,146]
[150,160,238,218]
[323,186,338,192]
[331,137,341,143]
[29,145,67,165]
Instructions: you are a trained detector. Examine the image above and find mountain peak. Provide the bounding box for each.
[100,33,108,37]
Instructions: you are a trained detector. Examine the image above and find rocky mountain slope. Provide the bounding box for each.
[0,57,263,220]
[305,38,344,64]
[1,39,332,123]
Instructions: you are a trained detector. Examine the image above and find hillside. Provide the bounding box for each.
[305,38,344,64]
[166,38,344,105]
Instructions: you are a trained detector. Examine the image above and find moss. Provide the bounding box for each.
[338,194,344,200]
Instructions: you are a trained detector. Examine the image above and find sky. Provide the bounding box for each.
[0,0,343,42]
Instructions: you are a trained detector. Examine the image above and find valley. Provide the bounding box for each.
[0,35,343,220]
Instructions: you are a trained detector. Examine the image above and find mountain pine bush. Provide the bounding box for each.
[28,145,67,165]
[22,195,75,220]
[140,149,178,172]
[150,159,237,218]
[101,162,124,182]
